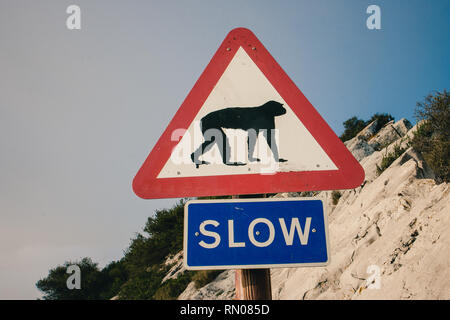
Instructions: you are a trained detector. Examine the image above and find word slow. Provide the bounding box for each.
[196,217,313,249]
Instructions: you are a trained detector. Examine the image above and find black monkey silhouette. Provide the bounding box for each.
[190,100,288,168]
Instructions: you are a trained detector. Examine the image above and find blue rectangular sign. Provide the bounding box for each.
[184,198,329,270]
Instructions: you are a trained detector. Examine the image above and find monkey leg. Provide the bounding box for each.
[191,119,217,168]
[216,128,231,164]
[190,134,217,168]
[263,129,287,163]
[214,128,246,166]
[192,127,235,168]
[247,129,261,162]
[191,127,247,167]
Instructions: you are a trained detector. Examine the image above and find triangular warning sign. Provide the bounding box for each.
[133,28,364,199]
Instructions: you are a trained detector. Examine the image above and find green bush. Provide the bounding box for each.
[367,113,395,132]
[153,269,224,300]
[37,200,187,300]
[36,257,121,300]
[340,113,395,142]
[122,200,185,276]
[153,272,194,300]
[411,90,449,183]
[118,266,165,300]
[376,143,407,175]
[119,200,186,299]
[340,117,367,142]
[192,270,223,289]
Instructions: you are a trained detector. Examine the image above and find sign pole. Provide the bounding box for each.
[237,268,272,300]
[234,194,272,300]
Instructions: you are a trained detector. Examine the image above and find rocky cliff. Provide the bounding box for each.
[167,119,449,300]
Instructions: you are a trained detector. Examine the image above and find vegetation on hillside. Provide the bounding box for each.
[339,113,394,142]
[411,90,449,183]
[376,143,408,175]
[36,258,126,300]
[36,200,188,300]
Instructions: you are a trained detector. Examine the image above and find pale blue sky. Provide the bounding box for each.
[0,0,449,299]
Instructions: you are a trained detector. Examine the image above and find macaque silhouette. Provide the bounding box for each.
[190,100,288,168]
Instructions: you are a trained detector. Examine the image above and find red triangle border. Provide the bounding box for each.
[133,28,365,199]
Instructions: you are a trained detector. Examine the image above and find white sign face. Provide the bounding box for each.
[158,47,337,178]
